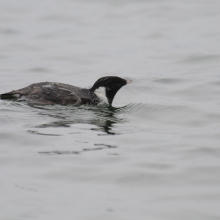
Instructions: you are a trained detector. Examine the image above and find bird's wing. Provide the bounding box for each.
[1,82,83,105]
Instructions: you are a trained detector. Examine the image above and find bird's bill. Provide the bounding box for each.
[126,80,132,84]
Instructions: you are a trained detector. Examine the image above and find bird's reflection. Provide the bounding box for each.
[30,104,128,135]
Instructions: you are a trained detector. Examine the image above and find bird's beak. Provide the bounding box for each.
[126,80,132,84]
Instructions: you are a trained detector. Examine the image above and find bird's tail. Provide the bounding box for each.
[0,92,20,99]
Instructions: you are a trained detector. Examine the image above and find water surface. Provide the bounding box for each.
[1,0,220,219]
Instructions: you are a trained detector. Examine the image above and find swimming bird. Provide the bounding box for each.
[0,76,131,105]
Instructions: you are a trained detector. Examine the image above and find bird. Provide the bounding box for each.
[0,76,131,105]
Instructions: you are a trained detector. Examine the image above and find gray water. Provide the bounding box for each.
[1,0,220,219]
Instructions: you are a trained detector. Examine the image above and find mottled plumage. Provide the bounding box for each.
[1,76,131,105]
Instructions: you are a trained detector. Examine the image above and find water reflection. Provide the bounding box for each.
[30,104,127,135]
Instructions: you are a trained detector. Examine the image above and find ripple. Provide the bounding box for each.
[0,28,19,35]
[28,67,51,73]
[179,54,220,64]
[24,99,207,129]
[114,102,207,126]
[154,77,188,85]
[39,143,117,155]
[27,130,62,136]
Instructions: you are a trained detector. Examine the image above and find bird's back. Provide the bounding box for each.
[1,82,92,105]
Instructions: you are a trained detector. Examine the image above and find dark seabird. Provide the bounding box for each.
[0,76,131,105]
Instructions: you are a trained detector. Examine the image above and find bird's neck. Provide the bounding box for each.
[93,87,109,104]
[90,86,120,105]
